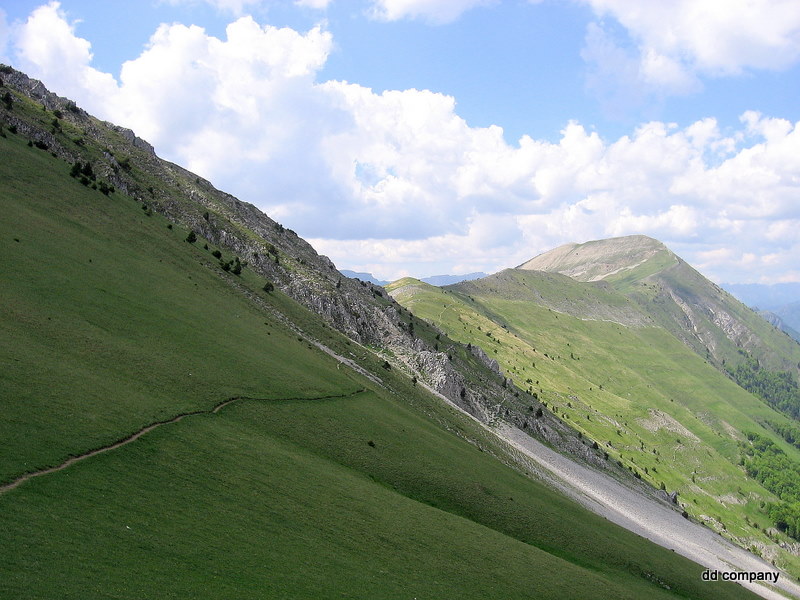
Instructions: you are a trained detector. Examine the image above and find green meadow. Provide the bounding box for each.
[0,130,350,483]
[387,273,800,576]
[0,115,760,598]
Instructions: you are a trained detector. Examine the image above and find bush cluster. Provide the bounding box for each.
[213,250,242,275]
[68,160,114,194]
[70,161,94,182]
[729,354,800,419]
[740,432,800,540]
[770,420,800,451]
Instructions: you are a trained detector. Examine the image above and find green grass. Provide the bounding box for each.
[0,114,763,599]
[0,131,352,482]
[388,274,800,576]
[0,391,753,599]
[620,257,800,377]
[604,249,679,292]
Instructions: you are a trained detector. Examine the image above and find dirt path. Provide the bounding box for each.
[0,389,366,495]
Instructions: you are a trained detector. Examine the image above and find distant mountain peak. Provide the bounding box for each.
[339,270,389,286]
[421,272,487,286]
[518,234,671,282]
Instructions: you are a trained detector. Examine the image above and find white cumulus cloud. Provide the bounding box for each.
[368,0,495,24]
[583,0,800,75]
[7,3,800,283]
[579,0,800,106]
[11,2,120,116]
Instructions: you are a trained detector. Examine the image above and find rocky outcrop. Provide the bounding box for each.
[469,343,502,375]
[112,125,155,155]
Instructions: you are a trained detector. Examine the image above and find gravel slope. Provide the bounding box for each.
[420,378,799,600]
[496,422,800,600]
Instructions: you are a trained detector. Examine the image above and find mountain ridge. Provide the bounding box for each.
[339,269,489,287]
[3,65,798,597]
[515,234,800,378]
[518,234,673,282]
[2,64,659,498]
[0,65,525,427]
[390,236,800,580]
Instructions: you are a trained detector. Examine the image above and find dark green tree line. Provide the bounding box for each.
[740,432,800,540]
[729,355,800,420]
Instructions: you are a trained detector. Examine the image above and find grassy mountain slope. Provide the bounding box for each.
[0,66,543,442]
[518,234,669,282]
[0,72,763,598]
[1,131,350,480]
[623,254,800,379]
[387,272,800,576]
[521,236,800,378]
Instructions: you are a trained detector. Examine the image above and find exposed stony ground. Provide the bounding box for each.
[517,235,670,281]
[494,423,800,600]
[428,387,800,600]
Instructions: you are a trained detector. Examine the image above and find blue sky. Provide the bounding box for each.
[2,0,799,283]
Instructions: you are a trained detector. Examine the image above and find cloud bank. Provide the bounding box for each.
[580,0,800,113]
[5,2,800,283]
[583,0,800,77]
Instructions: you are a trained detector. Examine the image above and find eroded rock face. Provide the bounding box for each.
[178,187,508,416]
[5,70,69,112]
[112,125,156,155]
[469,343,502,375]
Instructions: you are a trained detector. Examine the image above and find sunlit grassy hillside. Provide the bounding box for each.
[387,273,800,576]
[0,103,760,598]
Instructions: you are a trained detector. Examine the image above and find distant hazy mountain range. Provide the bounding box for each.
[340,269,487,287]
[723,282,800,309]
[722,283,800,341]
